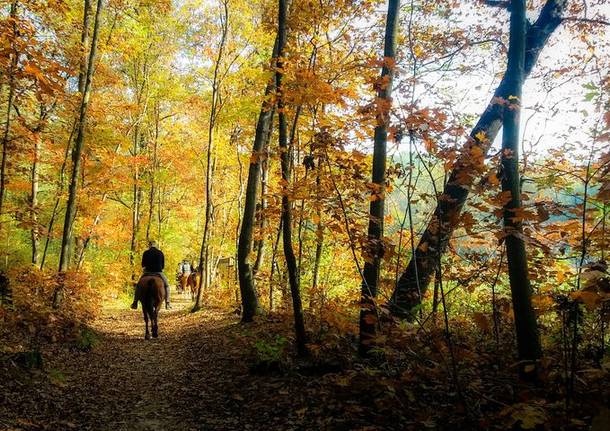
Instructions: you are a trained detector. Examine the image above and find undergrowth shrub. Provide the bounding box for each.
[0,266,101,351]
[251,335,288,373]
[74,326,99,351]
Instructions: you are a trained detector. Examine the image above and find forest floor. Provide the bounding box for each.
[1,293,332,431]
[2,290,610,430]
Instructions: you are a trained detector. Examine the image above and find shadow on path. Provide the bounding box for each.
[1,291,344,431]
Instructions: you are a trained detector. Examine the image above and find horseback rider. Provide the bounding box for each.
[131,240,171,310]
[177,258,192,278]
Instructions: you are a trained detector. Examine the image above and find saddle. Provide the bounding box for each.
[141,273,163,282]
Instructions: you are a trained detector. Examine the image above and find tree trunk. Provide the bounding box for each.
[54,0,103,307]
[193,0,228,312]
[275,0,307,356]
[30,132,40,265]
[389,0,567,318]
[502,0,542,378]
[129,128,146,285]
[235,128,245,304]
[41,0,91,270]
[268,218,282,311]
[0,1,19,228]
[237,34,280,322]
[78,0,92,95]
[146,103,160,243]
[310,157,324,308]
[252,124,272,276]
[359,0,400,355]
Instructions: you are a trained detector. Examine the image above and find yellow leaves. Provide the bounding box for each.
[504,403,548,430]
[556,267,569,284]
[412,45,425,58]
[474,131,488,143]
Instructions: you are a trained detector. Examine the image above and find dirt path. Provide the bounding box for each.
[3,291,405,431]
[57,294,210,431]
[2,293,318,431]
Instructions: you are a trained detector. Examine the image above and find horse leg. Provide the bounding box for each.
[152,306,159,338]
[143,307,150,340]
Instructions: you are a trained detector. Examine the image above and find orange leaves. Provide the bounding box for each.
[566,263,610,311]
[459,211,476,235]
[366,181,384,202]
[570,290,604,311]
[472,312,490,333]
[495,190,513,207]
[23,62,45,82]
[249,151,268,165]
[486,172,500,187]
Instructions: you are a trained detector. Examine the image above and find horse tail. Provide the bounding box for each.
[144,278,156,318]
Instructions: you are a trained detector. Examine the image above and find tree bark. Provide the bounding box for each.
[0,1,19,228]
[129,128,142,282]
[275,0,307,356]
[268,218,282,311]
[30,130,41,265]
[389,0,567,318]
[78,0,92,95]
[146,103,160,243]
[502,0,542,378]
[235,128,244,304]
[54,0,103,306]
[237,34,280,322]
[359,0,400,355]
[193,0,228,312]
[310,156,324,308]
[252,124,272,276]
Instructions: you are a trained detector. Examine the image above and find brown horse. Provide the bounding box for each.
[178,273,189,294]
[187,271,200,300]
[137,275,165,340]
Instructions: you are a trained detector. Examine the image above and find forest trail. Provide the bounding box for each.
[2,292,322,431]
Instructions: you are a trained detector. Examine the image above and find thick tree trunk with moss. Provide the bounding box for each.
[358,0,400,355]
[389,0,567,318]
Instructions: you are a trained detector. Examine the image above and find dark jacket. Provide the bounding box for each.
[142,247,165,273]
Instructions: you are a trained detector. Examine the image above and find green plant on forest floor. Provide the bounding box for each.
[75,327,99,351]
[252,336,288,373]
